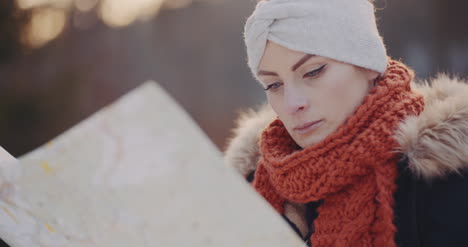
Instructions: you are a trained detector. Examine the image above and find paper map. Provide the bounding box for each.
[0,82,303,246]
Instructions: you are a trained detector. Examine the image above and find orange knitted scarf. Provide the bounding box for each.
[252,60,425,247]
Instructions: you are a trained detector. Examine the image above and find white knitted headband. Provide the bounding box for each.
[244,0,388,77]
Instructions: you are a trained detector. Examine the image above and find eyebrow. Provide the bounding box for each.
[256,54,315,77]
[257,70,279,76]
[291,54,315,72]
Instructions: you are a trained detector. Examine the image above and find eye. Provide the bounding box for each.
[264,82,283,91]
[303,64,327,78]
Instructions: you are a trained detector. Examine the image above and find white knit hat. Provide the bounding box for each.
[244,0,388,76]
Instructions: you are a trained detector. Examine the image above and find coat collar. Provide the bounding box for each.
[224,74,468,181]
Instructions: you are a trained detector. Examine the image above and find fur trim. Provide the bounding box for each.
[225,74,468,181]
[223,104,276,177]
[395,74,468,180]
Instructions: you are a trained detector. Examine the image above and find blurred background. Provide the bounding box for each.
[0,0,467,160]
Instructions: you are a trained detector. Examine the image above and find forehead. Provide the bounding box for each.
[261,41,305,63]
[258,41,319,73]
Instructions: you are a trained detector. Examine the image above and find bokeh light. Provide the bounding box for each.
[15,0,198,48]
[98,0,165,28]
[22,7,67,48]
[17,0,73,9]
[74,0,98,12]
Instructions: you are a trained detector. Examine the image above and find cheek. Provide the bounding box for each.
[337,83,369,120]
[315,79,348,115]
[318,75,368,123]
[267,94,284,117]
[324,71,352,98]
[267,94,294,129]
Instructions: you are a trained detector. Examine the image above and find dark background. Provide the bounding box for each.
[1,1,468,154]
[0,0,467,246]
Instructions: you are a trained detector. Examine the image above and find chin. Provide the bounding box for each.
[294,137,316,149]
[294,134,327,149]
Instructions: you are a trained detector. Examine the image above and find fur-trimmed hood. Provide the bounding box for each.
[224,74,468,181]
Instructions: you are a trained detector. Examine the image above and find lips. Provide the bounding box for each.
[293,119,324,135]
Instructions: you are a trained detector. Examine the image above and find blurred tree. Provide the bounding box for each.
[434,0,468,71]
[0,3,29,245]
[0,0,31,64]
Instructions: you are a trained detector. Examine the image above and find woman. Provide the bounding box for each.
[225,0,468,246]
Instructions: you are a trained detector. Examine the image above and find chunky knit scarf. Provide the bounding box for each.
[252,60,425,247]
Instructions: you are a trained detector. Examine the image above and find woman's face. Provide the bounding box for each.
[257,41,379,148]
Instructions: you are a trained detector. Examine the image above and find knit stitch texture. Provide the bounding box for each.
[244,0,388,76]
[252,60,425,246]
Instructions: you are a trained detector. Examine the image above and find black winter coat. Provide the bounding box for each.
[244,157,468,247]
[225,75,468,247]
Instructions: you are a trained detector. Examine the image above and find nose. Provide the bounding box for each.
[284,84,310,115]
